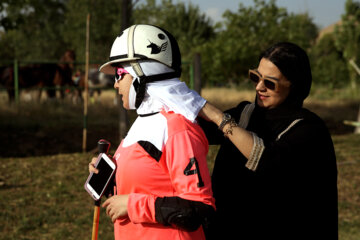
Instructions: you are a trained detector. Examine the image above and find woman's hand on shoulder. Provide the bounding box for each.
[199,102,223,126]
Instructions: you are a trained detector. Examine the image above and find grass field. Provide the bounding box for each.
[0,87,359,239]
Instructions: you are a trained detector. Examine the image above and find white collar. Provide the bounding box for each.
[124,61,206,122]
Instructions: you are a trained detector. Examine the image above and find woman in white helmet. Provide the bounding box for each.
[89,24,215,240]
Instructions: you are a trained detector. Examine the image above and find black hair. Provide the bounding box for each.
[259,42,312,107]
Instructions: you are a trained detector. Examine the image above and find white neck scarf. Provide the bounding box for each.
[123,61,206,122]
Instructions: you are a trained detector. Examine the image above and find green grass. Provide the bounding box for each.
[334,134,360,240]
[0,153,115,240]
[0,135,359,239]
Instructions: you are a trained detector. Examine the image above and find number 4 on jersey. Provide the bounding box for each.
[183,157,204,187]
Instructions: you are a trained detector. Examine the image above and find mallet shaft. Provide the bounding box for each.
[91,139,111,240]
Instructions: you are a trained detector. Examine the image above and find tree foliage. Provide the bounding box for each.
[133,0,215,60]
[310,33,349,88]
[0,0,124,63]
[63,0,123,63]
[0,0,357,90]
[0,0,68,60]
[334,0,360,90]
[133,0,215,84]
[201,0,318,86]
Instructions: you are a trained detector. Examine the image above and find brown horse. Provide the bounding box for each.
[0,50,76,102]
[70,67,114,104]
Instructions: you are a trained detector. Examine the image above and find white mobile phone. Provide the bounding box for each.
[84,153,116,201]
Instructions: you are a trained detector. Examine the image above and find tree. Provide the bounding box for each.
[0,0,69,60]
[133,0,215,85]
[334,0,360,92]
[0,0,126,63]
[201,0,318,86]
[281,12,318,50]
[63,0,124,64]
[134,0,214,60]
[333,0,360,134]
[310,33,349,89]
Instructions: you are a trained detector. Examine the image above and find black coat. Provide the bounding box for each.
[200,101,338,240]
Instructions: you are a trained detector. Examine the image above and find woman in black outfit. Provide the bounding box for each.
[199,42,338,240]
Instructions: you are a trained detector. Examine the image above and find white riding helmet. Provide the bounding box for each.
[100,24,182,108]
[99,24,181,78]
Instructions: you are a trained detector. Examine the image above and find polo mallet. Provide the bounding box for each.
[91,139,111,240]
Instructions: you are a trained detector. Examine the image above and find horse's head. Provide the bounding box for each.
[59,50,76,70]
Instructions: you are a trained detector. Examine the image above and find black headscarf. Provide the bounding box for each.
[247,42,314,141]
[259,42,312,108]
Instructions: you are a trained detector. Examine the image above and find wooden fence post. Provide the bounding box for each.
[82,13,90,152]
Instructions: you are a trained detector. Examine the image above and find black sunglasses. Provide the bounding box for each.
[248,69,279,91]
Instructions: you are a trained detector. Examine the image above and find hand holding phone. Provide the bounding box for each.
[89,157,99,174]
[85,153,116,201]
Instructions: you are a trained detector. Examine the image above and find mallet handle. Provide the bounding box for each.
[91,139,111,240]
[91,201,101,240]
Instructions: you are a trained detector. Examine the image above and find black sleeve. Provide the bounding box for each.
[155,196,215,232]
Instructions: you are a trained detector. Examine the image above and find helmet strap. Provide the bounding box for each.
[129,61,146,108]
[133,71,181,109]
[130,61,145,77]
[134,77,147,108]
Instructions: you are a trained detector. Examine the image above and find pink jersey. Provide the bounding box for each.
[112,111,214,240]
